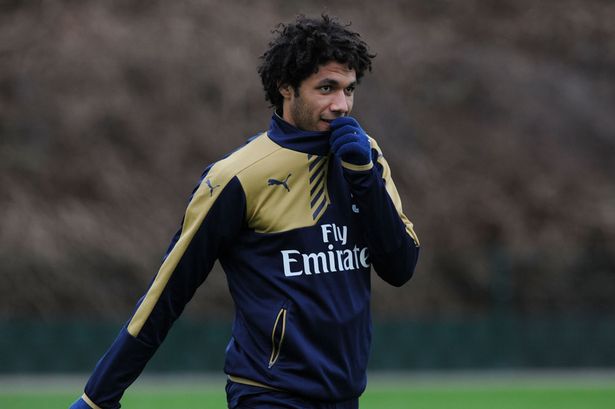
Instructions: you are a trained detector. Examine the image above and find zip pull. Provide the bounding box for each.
[268,308,287,368]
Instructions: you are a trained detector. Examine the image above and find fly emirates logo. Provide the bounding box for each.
[281,223,370,277]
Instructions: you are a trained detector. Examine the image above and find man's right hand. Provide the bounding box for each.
[69,397,93,409]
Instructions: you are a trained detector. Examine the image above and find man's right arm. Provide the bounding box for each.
[70,168,246,409]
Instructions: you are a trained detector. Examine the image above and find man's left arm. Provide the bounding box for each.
[330,117,420,286]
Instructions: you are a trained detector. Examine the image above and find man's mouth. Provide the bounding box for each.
[321,115,345,124]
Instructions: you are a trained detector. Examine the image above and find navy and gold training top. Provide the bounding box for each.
[80,113,420,409]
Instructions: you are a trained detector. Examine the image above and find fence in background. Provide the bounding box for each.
[2,315,614,373]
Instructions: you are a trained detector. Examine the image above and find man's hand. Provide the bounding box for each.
[330,117,371,167]
[69,397,92,409]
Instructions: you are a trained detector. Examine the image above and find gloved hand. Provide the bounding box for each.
[330,117,372,167]
[69,397,92,409]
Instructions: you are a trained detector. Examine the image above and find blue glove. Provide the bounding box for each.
[69,397,93,409]
[330,117,372,167]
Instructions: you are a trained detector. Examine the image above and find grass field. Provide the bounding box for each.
[1,372,614,408]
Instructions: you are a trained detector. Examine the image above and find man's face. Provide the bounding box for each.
[281,61,357,132]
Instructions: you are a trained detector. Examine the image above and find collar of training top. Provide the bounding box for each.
[267,112,330,156]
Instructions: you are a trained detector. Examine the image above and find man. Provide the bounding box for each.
[70,14,419,409]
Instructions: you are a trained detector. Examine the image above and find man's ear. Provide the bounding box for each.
[279,84,293,99]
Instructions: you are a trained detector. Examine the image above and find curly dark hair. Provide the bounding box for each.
[258,14,375,111]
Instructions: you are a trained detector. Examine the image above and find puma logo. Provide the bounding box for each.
[268,173,292,192]
[205,179,220,196]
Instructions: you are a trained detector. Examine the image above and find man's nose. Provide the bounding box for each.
[329,91,350,115]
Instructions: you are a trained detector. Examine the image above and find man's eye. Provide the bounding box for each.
[320,85,332,92]
[345,86,355,95]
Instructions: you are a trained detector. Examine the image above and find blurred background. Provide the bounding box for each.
[1,0,614,375]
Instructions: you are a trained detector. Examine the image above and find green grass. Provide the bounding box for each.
[360,386,615,409]
[1,374,614,408]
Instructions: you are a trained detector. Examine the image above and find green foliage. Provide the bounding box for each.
[1,0,615,320]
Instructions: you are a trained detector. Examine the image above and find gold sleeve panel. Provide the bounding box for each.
[369,137,420,247]
[237,140,329,233]
[127,134,272,337]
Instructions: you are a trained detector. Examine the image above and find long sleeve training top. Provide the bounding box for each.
[80,114,419,408]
